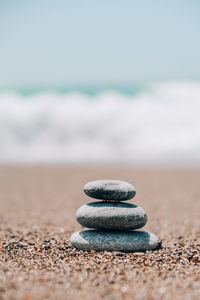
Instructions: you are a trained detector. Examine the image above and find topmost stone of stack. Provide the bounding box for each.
[84,180,136,201]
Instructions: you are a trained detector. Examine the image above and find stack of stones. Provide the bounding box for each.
[70,180,159,252]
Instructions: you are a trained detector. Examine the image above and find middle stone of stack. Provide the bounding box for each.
[77,180,147,232]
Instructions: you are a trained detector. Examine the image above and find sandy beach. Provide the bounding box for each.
[0,165,199,300]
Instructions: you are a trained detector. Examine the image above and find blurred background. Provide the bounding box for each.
[0,0,200,165]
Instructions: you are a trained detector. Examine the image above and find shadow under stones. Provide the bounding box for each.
[86,202,138,208]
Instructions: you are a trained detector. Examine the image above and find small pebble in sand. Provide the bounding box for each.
[84,180,136,201]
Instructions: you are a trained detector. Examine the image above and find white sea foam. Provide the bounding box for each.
[0,82,200,164]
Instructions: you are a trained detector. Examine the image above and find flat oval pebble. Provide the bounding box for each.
[76,202,147,230]
[70,230,159,252]
[84,180,136,201]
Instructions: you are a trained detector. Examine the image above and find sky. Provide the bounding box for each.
[0,0,200,86]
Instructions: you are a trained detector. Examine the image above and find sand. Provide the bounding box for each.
[0,165,199,300]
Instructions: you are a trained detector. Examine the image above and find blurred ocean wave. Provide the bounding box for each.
[0,82,199,164]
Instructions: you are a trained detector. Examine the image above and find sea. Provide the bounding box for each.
[0,81,199,165]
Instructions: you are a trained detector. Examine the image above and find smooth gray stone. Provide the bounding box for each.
[76,202,147,230]
[70,230,159,252]
[84,180,136,201]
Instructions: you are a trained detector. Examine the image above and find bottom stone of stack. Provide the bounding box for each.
[70,230,160,252]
